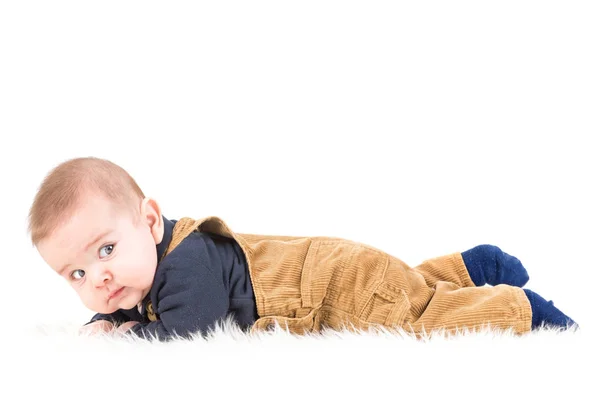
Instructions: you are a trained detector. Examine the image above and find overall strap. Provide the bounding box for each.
[161,217,204,261]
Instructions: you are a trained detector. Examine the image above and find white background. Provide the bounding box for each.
[1,0,598,350]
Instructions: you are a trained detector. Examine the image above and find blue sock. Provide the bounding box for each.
[523,289,578,330]
[461,244,530,287]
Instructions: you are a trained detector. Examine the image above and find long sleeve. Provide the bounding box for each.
[127,252,230,341]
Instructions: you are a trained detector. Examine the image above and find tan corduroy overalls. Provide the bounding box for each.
[161,216,532,337]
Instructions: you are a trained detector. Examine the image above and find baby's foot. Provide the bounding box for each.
[461,244,530,287]
[523,289,578,331]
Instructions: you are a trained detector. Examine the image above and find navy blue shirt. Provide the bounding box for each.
[89,216,259,340]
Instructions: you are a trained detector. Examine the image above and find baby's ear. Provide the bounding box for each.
[140,197,164,244]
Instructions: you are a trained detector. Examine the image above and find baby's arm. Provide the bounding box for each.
[125,253,230,341]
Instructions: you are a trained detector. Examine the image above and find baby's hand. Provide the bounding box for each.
[116,321,140,334]
[79,320,115,336]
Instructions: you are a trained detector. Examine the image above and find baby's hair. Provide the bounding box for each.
[28,156,145,246]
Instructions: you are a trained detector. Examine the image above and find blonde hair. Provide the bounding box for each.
[28,157,145,245]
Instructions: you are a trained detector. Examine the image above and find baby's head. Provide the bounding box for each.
[28,157,164,314]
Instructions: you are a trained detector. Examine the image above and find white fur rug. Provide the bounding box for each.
[3,318,592,400]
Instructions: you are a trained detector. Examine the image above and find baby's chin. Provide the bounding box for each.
[117,297,142,311]
[115,287,148,310]
[93,300,125,313]
[86,303,120,314]
[84,287,149,314]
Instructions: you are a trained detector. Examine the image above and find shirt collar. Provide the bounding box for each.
[137,215,176,315]
[156,215,175,263]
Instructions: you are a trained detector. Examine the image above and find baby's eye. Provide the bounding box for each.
[70,270,85,280]
[99,244,114,258]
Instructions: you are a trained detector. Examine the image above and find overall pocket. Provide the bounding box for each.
[302,238,411,332]
[358,280,410,327]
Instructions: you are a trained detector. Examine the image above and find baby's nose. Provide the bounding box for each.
[90,266,112,287]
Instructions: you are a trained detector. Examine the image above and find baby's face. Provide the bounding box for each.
[37,193,163,314]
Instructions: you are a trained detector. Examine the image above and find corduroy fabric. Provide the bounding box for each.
[166,216,532,337]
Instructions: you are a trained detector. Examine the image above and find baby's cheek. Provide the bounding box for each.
[129,254,157,287]
[77,286,107,313]
[79,293,99,312]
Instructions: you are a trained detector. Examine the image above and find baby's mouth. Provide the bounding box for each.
[107,287,125,300]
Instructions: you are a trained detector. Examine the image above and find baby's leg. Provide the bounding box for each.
[461,244,530,287]
[461,246,577,330]
[402,283,577,336]
[403,282,532,335]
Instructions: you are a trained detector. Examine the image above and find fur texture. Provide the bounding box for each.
[4,317,588,400]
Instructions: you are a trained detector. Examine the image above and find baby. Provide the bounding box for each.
[28,157,577,341]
